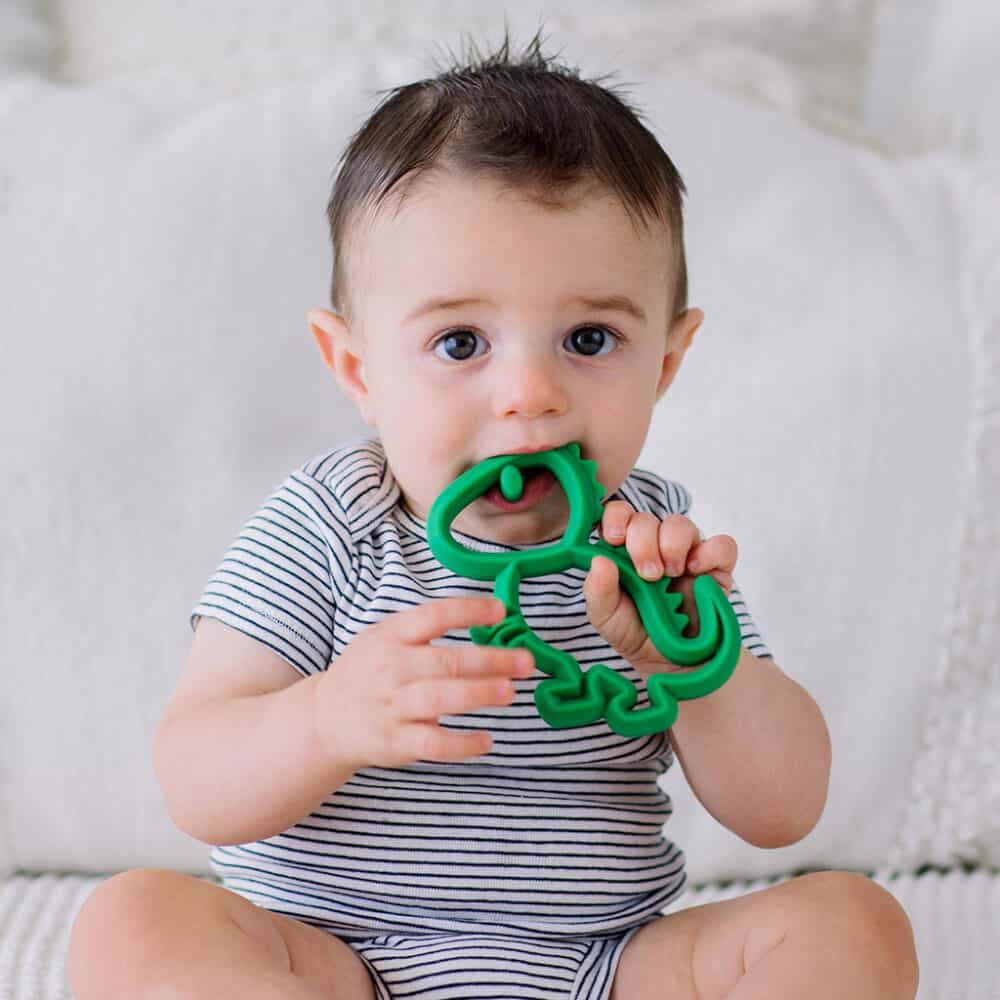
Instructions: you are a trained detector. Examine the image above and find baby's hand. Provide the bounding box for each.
[314,596,534,770]
[583,504,737,675]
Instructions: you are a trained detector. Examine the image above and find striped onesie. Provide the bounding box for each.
[190,434,773,999]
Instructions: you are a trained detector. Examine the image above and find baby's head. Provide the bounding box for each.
[309,30,703,546]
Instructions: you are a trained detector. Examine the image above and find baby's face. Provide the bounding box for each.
[312,168,701,546]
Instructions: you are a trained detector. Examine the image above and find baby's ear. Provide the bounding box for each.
[307,307,375,425]
[656,308,705,402]
[669,307,704,351]
[308,307,349,372]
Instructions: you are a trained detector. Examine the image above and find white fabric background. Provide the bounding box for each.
[0,1,52,76]
[864,0,1000,158]
[51,0,880,150]
[2,9,998,1000]
[15,0,1000,158]
[1,1,998,885]
[2,61,995,880]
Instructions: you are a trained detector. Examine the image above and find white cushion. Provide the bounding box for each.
[52,0,879,147]
[640,99,1000,878]
[1,62,996,879]
[864,0,1000,158]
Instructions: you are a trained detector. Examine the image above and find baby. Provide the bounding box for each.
[68,31,918,1000]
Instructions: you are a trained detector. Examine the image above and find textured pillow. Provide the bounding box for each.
[645,133,999,879]
[53,0,878,147]
[0,62,994,879]
[885,161,1000,869]
[864,0,1000,158]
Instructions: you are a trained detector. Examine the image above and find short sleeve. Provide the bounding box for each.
[190,469,354,677]
[623,467,774,661]
[726,581,773,660]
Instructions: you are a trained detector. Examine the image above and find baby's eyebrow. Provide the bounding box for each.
[403,293,647,324]
[566,294,647,323]
[404,296,489,323]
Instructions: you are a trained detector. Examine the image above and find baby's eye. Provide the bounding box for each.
[433,328,487,362]
[565,325,619,357]
[431,324,621,363]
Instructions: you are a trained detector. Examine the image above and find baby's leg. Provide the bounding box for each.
[67,867,375,1000]
[610,871,918,999]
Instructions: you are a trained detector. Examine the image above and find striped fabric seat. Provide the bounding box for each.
[2,868,993,999]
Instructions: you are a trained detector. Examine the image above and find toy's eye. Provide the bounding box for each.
[499,463,524,502]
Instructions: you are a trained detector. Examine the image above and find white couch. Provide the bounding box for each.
[2,2,998,997]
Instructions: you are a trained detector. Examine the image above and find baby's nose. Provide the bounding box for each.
[492,355,568,419]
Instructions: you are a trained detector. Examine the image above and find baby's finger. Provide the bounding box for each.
[711,571,734,594]
[394,596,507,645]
[686,534,739,575]
[624,512,666,580]
[404,643,534,684]
[583,555,620,627]
[584,555,651,664]
[600,500,634,545]
[395,675,518,721]
[396,723,494,763]
[657,514,702,578]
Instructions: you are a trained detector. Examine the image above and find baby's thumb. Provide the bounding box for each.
[583,555,619,631]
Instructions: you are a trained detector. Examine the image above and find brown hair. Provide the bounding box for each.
[326,26,689,324]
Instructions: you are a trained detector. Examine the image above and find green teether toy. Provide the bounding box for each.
[426,442,742,737]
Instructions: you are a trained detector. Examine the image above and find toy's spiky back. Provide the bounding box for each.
[562,442,605,529]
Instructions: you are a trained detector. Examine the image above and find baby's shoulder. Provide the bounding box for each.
[293,434,399,544]
[615,465,693,519]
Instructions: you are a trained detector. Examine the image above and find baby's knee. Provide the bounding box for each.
[852,876,918,992]
[804,871,919,995]
[67,868,197,999]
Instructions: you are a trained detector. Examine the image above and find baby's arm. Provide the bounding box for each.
[154,597,528,847]
[587,502,831,849]
[666,645,831,848]
[153,617,357,846]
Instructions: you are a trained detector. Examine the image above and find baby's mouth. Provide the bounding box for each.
[482,465,558,512]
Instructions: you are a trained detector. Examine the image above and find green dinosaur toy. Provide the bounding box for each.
[426,442,742,737]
